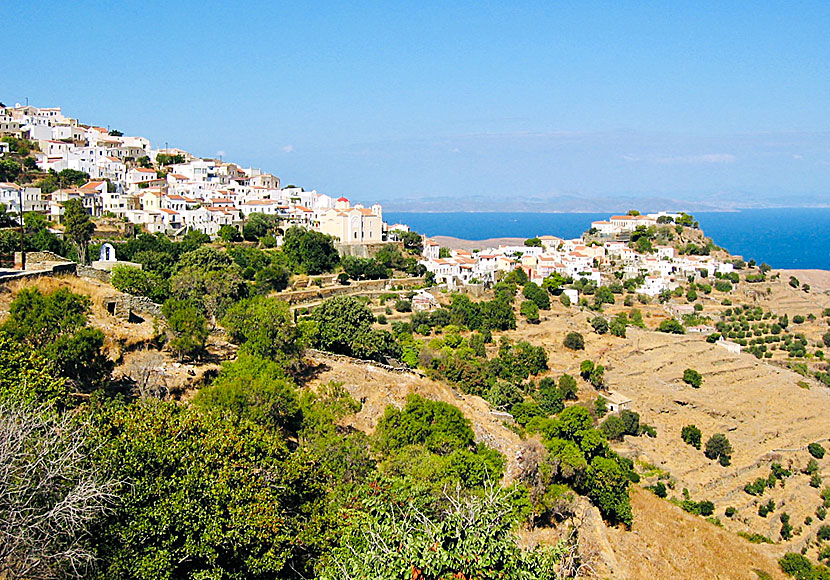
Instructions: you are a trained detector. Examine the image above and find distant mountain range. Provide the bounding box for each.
[375,191,830,213]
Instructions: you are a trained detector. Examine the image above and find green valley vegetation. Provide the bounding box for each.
[0,246,657,579]
[0,283,581,580]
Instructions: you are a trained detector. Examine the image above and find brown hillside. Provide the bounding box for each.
[303,351,789,579]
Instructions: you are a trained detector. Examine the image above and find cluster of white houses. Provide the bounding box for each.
[0,104,388,241]
[420,221,734,297]
[589,212,684,236]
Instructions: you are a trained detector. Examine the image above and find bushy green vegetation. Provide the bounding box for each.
[0,287,112,391]
[704,433,733,466]
[526,405,635,526]
[310,295,400,362]
[681,425,702,449]
[0,234,666,579]
[599,409,655,441]
[0,294,575,579]
[683,368,703,388]
[779,552,830,579]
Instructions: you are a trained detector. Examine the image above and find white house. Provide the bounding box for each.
[606,392,632,413]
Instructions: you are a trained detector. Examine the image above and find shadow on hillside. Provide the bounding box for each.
[294,360,331,386]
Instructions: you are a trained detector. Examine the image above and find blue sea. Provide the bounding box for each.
[385,208,830,270]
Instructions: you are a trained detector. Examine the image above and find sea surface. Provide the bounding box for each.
[385,208,830,270]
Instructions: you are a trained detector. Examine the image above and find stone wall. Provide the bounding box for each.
[102,293,162,321]
[306,348,424,376]
[77,265,111,283]
[15,250,71,265]
[0,265,76,282]
[279,276,425,306]
[335,241,404,259]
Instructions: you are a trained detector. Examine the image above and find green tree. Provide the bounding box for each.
[591,315,609,334]
[610,315,627,337]
[704,433,733,465]
[558,374,578,400]
[521,300,540,323]
[536,377,564,414]
[374,394,475,455]
[681,425,702,449]
[49,327,113,392]
[242,212,277,241]
[281,226,340,274]
[600,414,626,440]
[594,286,615,306]
[155,153,185,166]
[0,336,68,406]
[161,299,208,360]
[254,264,290,293]
[0,158,21,182]
[221,296,303,360]
[311,295,375,356]
[449,293,482,329]
[62,198,95,263]
[714,280,733,292]
[90,399,330,580]
[523,281,550,310]
[110,265,169,302]
[563,331,584,350]
[0,288,112,391]
[683,368,703,388]
[170,248,248,324]
[587,456,633,527]
[217,224,241,242]
[392,229,423,254]
[195,353,301,434]
[658,319,685,334]
[1,287,89,349]
[504,268,529,286]
[619,409,640,435]
[342,256,388,280]
[351,327,402,362]
[480,295,516,331]
[809,443,826,459]
[778,553,813,579]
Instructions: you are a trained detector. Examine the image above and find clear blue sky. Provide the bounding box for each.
[4,1,830,210]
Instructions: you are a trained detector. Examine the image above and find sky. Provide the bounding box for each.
[3,1,830,210]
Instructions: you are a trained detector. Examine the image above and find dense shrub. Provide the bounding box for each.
[520,300,540,323]
[809,442,826,459]
[704,433,732,465]
[563,332,585,350]
[683,368,703,388]
[681,425,702,449]
[658,319,685,334]
[591,315,609,334]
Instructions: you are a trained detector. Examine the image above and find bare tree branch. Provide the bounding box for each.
[0,404,116,580]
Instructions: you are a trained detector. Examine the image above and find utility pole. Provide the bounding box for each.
[17,186,25,270]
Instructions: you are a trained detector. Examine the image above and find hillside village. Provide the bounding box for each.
[0,103,392,241]
[4,103,830,580]
[420,211,735,297]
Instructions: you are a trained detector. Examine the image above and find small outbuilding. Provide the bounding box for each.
[606,391,632,413]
